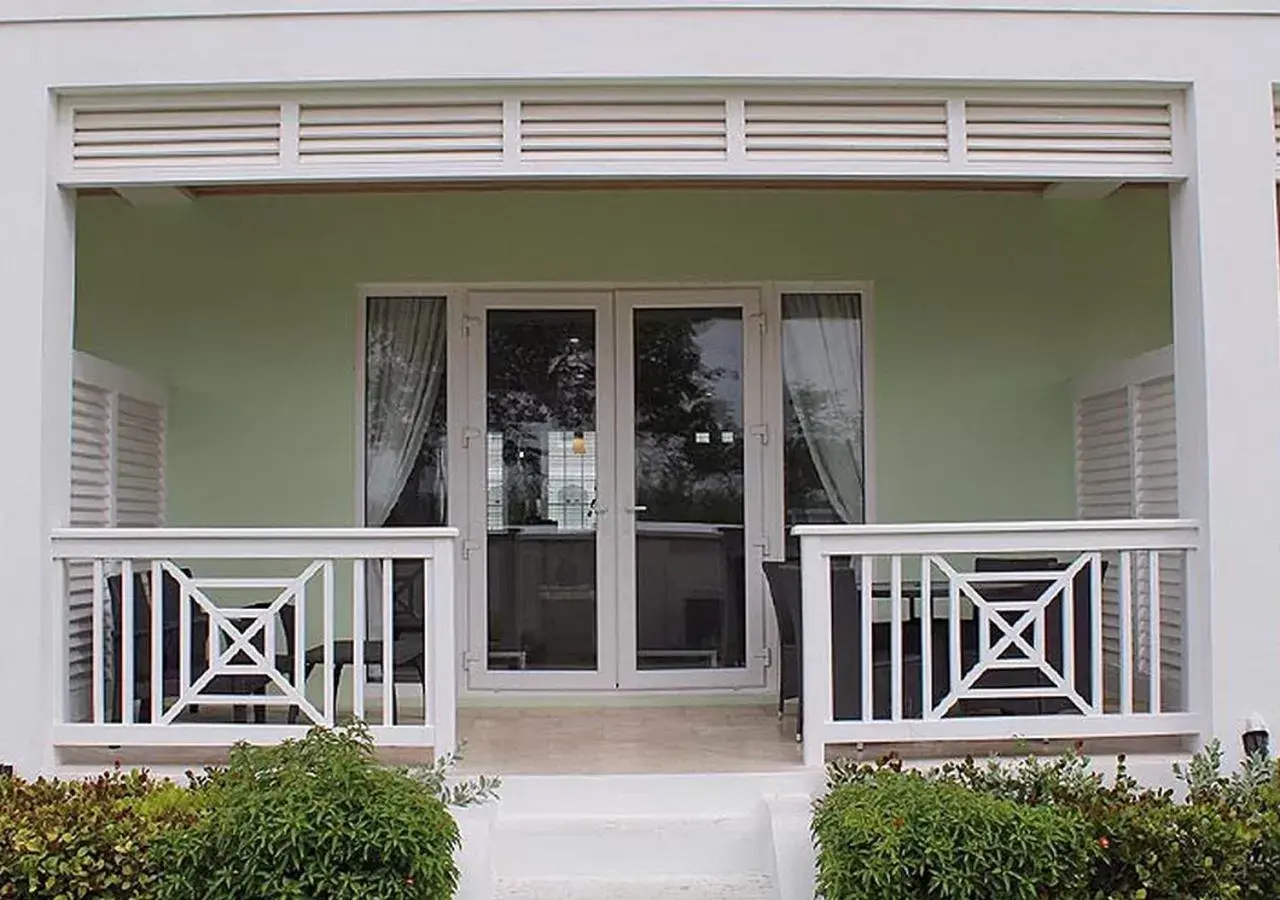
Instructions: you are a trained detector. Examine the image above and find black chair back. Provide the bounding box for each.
[762,561,801,647]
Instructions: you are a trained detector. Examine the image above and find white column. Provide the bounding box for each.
[0,72,75,775]
[1171,75,1280,764]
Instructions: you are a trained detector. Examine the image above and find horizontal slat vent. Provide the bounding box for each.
[744,100,948,160]
[965,100,1173,165]
[73,106,282,168]
[115,395,166,528]
[520,101,727,160]
[298,103,504,164]
[1075,387,1134,520]
[70,380,112,528]
[1134,375,1178,518]
[1274,101,1280,165]
[68,378,113,722]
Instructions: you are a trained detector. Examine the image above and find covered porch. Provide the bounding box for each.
[54,184,1198,771]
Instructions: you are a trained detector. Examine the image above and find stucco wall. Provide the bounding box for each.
[73,187,1172,528]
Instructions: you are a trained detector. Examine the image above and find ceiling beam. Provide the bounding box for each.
[1042,180,1125,201]
[114,186,195,206]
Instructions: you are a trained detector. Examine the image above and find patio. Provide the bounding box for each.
[51,184,1198,769]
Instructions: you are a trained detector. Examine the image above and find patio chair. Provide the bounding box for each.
[762,561,801,732]
[762,560,869,740]
[105,568,210,723]
[291,560,427,725]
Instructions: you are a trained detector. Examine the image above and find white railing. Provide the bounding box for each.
[795,519,1202,767]
[51,528,458,752]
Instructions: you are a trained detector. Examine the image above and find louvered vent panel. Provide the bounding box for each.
[520,101,727,160]
[73,106,282,168]
[965,100,1173,164]
[1075,388,1134,520]
[114,395,166,528]
[1075,387,1133,712]
[1134,374,1182,710]
[67,380,112,721]
[298,103,504,164]
[1135,376,1177,518]
[743,100,948,160]
[70,381,112,528]
[1274,101,1280,165]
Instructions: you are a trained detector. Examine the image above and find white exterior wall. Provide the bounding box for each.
[5,0,1280,772]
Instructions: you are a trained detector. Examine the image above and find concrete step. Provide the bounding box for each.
[492,875,777,900]
[491,810,772,878]
[493,771,822,817]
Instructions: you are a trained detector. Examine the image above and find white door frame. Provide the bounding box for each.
[614,287,768,690]
[463,289,619,691]
[356,280,875,698]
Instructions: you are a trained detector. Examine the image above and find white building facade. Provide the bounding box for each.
[5,6,1280,892]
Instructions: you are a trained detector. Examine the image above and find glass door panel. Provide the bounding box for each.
[618,289,766,690]
[633,308,746,671]
[467,293,615,689]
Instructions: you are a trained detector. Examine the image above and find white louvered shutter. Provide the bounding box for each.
[67,378,114,720]
[1132,375,1183,711]
[113,394,167,527]
[1074,387,1132,713]
[1073,351,1180,713]
[66,353,167,721]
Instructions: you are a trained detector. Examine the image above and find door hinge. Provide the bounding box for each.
[461,426,482,448]
[463,651,481,673]
[749,424,769,445]
[462,314,483,337]
[462,540,481,561]
[756,646,774,668]
[749,312,767,335]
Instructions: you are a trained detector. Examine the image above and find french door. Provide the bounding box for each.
[463,288,767,691]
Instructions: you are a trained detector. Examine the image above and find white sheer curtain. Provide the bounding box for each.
[781,293,865,524]
[364,297,447,526]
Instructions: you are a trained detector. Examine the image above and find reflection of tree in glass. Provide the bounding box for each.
[783,382,863,525]
[635,314,743,525]
[487,313,596,525]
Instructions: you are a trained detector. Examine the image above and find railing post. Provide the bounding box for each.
[428,544,457,757]
[800,535,831,769]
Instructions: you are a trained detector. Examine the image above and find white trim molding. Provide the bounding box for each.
[1072,345,1173,401]
[57,85,1189,189]
[8,1,1280,26]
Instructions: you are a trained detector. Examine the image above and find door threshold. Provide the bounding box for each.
[458,688,775,709]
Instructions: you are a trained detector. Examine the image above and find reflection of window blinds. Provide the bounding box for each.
[486,432,505,530]
[547,430,596,531]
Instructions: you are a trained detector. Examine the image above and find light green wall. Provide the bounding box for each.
[73,187,1172,527]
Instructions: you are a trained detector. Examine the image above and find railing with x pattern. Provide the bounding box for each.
[50,528,458,751]
[793,519,1202,767]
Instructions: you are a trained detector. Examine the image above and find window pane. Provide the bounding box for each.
[781,293,866,552]
[366,296,449,527]
[634,306,746,670]
[485,309,598,671]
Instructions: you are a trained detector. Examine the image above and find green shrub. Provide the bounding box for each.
[932,749,1255,900]
[154,723,460,900]
[822,746,1280,900]
[813,767,1092,900]
[1173,740,1280,900]
[0,769,196,899]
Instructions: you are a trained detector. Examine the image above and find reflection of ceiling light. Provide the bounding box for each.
[569,337,581,345]
[572,430,587,455]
